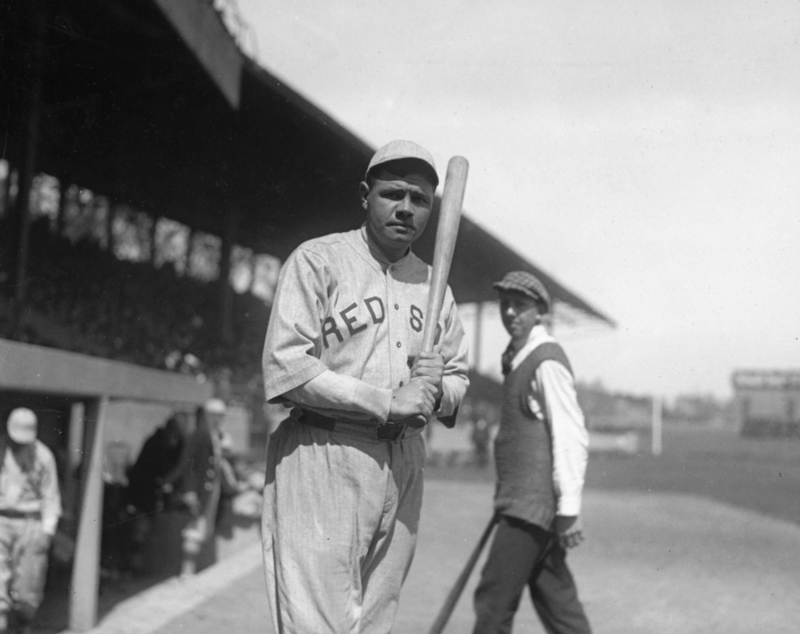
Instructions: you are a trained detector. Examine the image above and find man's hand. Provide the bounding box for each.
[409,352,444,401]
[554,515,584,550]
[389,378,436,421]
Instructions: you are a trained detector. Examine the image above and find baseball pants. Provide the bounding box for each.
[0,516,50,621]
[473,515,591,634]
[262,418,425,634]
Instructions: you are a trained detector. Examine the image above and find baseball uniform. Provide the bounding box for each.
[262,226,469,634]
[0,438,61,628]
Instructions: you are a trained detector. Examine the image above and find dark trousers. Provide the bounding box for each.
[473,515,591,634]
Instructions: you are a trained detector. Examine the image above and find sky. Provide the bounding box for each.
[234,0,800,400]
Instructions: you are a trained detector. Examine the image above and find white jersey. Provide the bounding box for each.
[262,227,469,425]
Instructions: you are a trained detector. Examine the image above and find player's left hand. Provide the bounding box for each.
[554,515,584,549]
[409,352,444,400]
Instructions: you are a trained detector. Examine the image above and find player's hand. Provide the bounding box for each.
[554,515,584,549]
[390,378,436,421]
[409,352,444,401]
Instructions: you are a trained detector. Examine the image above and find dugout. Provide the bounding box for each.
[0,338,211,630]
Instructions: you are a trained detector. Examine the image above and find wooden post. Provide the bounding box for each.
[105,200,115,253]
[69,396,108,631]
[11,3,46,310]
[56,183,69,236]
[62,401,85,528]
[651,395,663,456]
[219,209,237,344]
[149,214,159,265]
[472,302,483,373]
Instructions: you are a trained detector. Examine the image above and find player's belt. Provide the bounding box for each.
[0,509,41,520]
[298,410,407,442]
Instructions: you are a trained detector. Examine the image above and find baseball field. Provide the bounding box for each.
[88,423,800,634]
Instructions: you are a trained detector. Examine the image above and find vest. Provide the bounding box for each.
[493,341,573,530]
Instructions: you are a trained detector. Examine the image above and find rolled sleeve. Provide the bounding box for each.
[38,445,62,536]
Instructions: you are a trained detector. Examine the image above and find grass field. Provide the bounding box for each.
[428,423,800,527]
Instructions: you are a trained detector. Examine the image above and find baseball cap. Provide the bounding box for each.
[493,271,552,312]
[7,408,37,445]
[204,398,227,415]
[365,140,439,188]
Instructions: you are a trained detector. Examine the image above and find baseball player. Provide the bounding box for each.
[261,140,469,633]
[0,409,62,634]
[473,272,591,634]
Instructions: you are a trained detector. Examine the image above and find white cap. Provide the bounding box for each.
[7,408,37,445]
[204,398,227,415]
[366,140,439,187]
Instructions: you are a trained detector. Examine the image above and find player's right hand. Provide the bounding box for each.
[389,378,437,420]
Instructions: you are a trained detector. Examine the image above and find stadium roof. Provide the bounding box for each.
[0,0,613,327]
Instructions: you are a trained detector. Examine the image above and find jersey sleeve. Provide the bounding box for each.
[283,370,392,422]
[262,247,333,402]
[536,360,588,517]
[38,444,62,536]
[434,285,470,427]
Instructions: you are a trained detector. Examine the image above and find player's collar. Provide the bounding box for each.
[359,225,412,271]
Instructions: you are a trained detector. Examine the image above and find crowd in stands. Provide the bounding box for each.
[0,217,269,386]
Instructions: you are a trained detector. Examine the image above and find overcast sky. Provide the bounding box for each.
[235,0,800,399]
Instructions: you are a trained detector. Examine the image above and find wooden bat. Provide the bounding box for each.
[427,514,499,634]
[421,156,469,352]
[408,156,469,428]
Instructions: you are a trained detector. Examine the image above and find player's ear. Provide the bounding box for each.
[359,181,370,210]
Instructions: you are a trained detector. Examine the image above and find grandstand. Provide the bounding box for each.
[1,1,613,630]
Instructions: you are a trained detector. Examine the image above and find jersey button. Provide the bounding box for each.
[394,303,399,310]
[396,341,401,348]
[399,381,404,387]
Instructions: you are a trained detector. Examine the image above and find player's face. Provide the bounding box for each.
[499,291,541,342]
[361,164,435,261]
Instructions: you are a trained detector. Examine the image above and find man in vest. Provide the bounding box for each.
[0,408,61,634]
[473,271,592,634]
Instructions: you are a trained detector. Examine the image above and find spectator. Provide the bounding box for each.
[162,399,226,578]
[125,414,188,572]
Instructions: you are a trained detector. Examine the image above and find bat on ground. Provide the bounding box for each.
[408,156,469,428]
[427,513,499,634]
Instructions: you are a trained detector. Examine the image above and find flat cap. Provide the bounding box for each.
[493,271,551,312]
[366,140,439,187]
[7,408,37,445]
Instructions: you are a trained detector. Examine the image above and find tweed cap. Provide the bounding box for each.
[7,408,37,445]
[493,271,551,312]
[366,140,439,187]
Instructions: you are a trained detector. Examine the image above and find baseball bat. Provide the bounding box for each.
[427,514,499,634]
[420,155,469,353]
[408,156,469,429]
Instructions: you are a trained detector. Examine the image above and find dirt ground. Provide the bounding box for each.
[77,425,800,633]
[144,481,800,634]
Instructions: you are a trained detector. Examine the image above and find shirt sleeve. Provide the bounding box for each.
[262,248,331,402]
[434,286,470,427]
[284,370,393,422]
[38,445,62,536]
[262,246,396,421]
[534,360,588,517]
